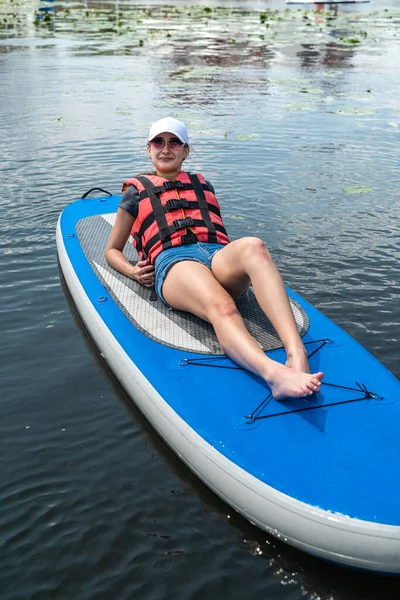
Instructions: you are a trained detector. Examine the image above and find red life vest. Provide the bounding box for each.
[121,171,229,264]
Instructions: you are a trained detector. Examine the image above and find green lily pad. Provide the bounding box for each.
[334,107,377,116]
[283,104,314,112]
[340,37,362,45]
[236,133,260,140]
[342,186,373,195]
[172,66,222,79]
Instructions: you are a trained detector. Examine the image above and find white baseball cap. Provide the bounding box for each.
[148,117,189,145]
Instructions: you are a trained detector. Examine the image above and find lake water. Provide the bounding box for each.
[1,0,400,598]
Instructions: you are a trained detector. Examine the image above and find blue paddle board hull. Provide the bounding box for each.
[57,195,400,573]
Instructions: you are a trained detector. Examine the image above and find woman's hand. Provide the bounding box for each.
[105,208,155,287]
[133,259,155,288]
[105,208,155,288]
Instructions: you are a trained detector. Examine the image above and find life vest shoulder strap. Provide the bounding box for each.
[187,173,218,244]
[135,176,173,252]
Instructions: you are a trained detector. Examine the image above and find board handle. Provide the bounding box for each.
[81,188,113,199]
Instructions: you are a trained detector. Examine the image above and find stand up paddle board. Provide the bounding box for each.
[57,192,400,574]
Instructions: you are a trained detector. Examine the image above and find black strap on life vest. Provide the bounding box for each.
[135,176,175,254]
[188,173,218,245]
[132,232,143,254]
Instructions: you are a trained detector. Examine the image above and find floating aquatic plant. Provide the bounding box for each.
[236,134,260,140]
[171,66,223,79]
[339,37,361,44]
[334,108,377,116]
[342,186,373,195]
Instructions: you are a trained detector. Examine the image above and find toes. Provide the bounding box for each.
[303,378,318,397]
[301,384,314,397]
[305,379,316,392]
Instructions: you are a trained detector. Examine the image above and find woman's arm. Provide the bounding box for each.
[104,208,154,287]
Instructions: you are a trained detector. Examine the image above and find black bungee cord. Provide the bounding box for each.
[179,339,383,423]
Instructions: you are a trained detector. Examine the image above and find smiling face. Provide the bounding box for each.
[147,131,190,179]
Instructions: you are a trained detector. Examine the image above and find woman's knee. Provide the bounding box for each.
[207,297,239,323]
[240,237,272,262]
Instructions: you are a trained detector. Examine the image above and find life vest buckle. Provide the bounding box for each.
[163,180,184,190]
[173,217,195,230]
[165,198,190,211]
[180,232,198,244]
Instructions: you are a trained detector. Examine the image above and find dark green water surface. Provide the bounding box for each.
[1,1,400,598]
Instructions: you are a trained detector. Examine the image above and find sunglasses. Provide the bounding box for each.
[149,137,184,150]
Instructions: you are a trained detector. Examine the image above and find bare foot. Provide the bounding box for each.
[266,362,324,400]
[285,344,310,373]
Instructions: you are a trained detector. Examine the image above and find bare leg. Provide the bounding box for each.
[211,238,311,372]
[162,261,323,400]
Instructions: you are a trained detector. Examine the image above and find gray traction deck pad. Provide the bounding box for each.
[76,214,309,355]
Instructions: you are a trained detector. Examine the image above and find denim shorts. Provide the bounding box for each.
[154,242,226,307]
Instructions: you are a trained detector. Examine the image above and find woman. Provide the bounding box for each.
[105,117,324,400]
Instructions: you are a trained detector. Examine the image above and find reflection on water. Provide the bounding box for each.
[1,1,400,599]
